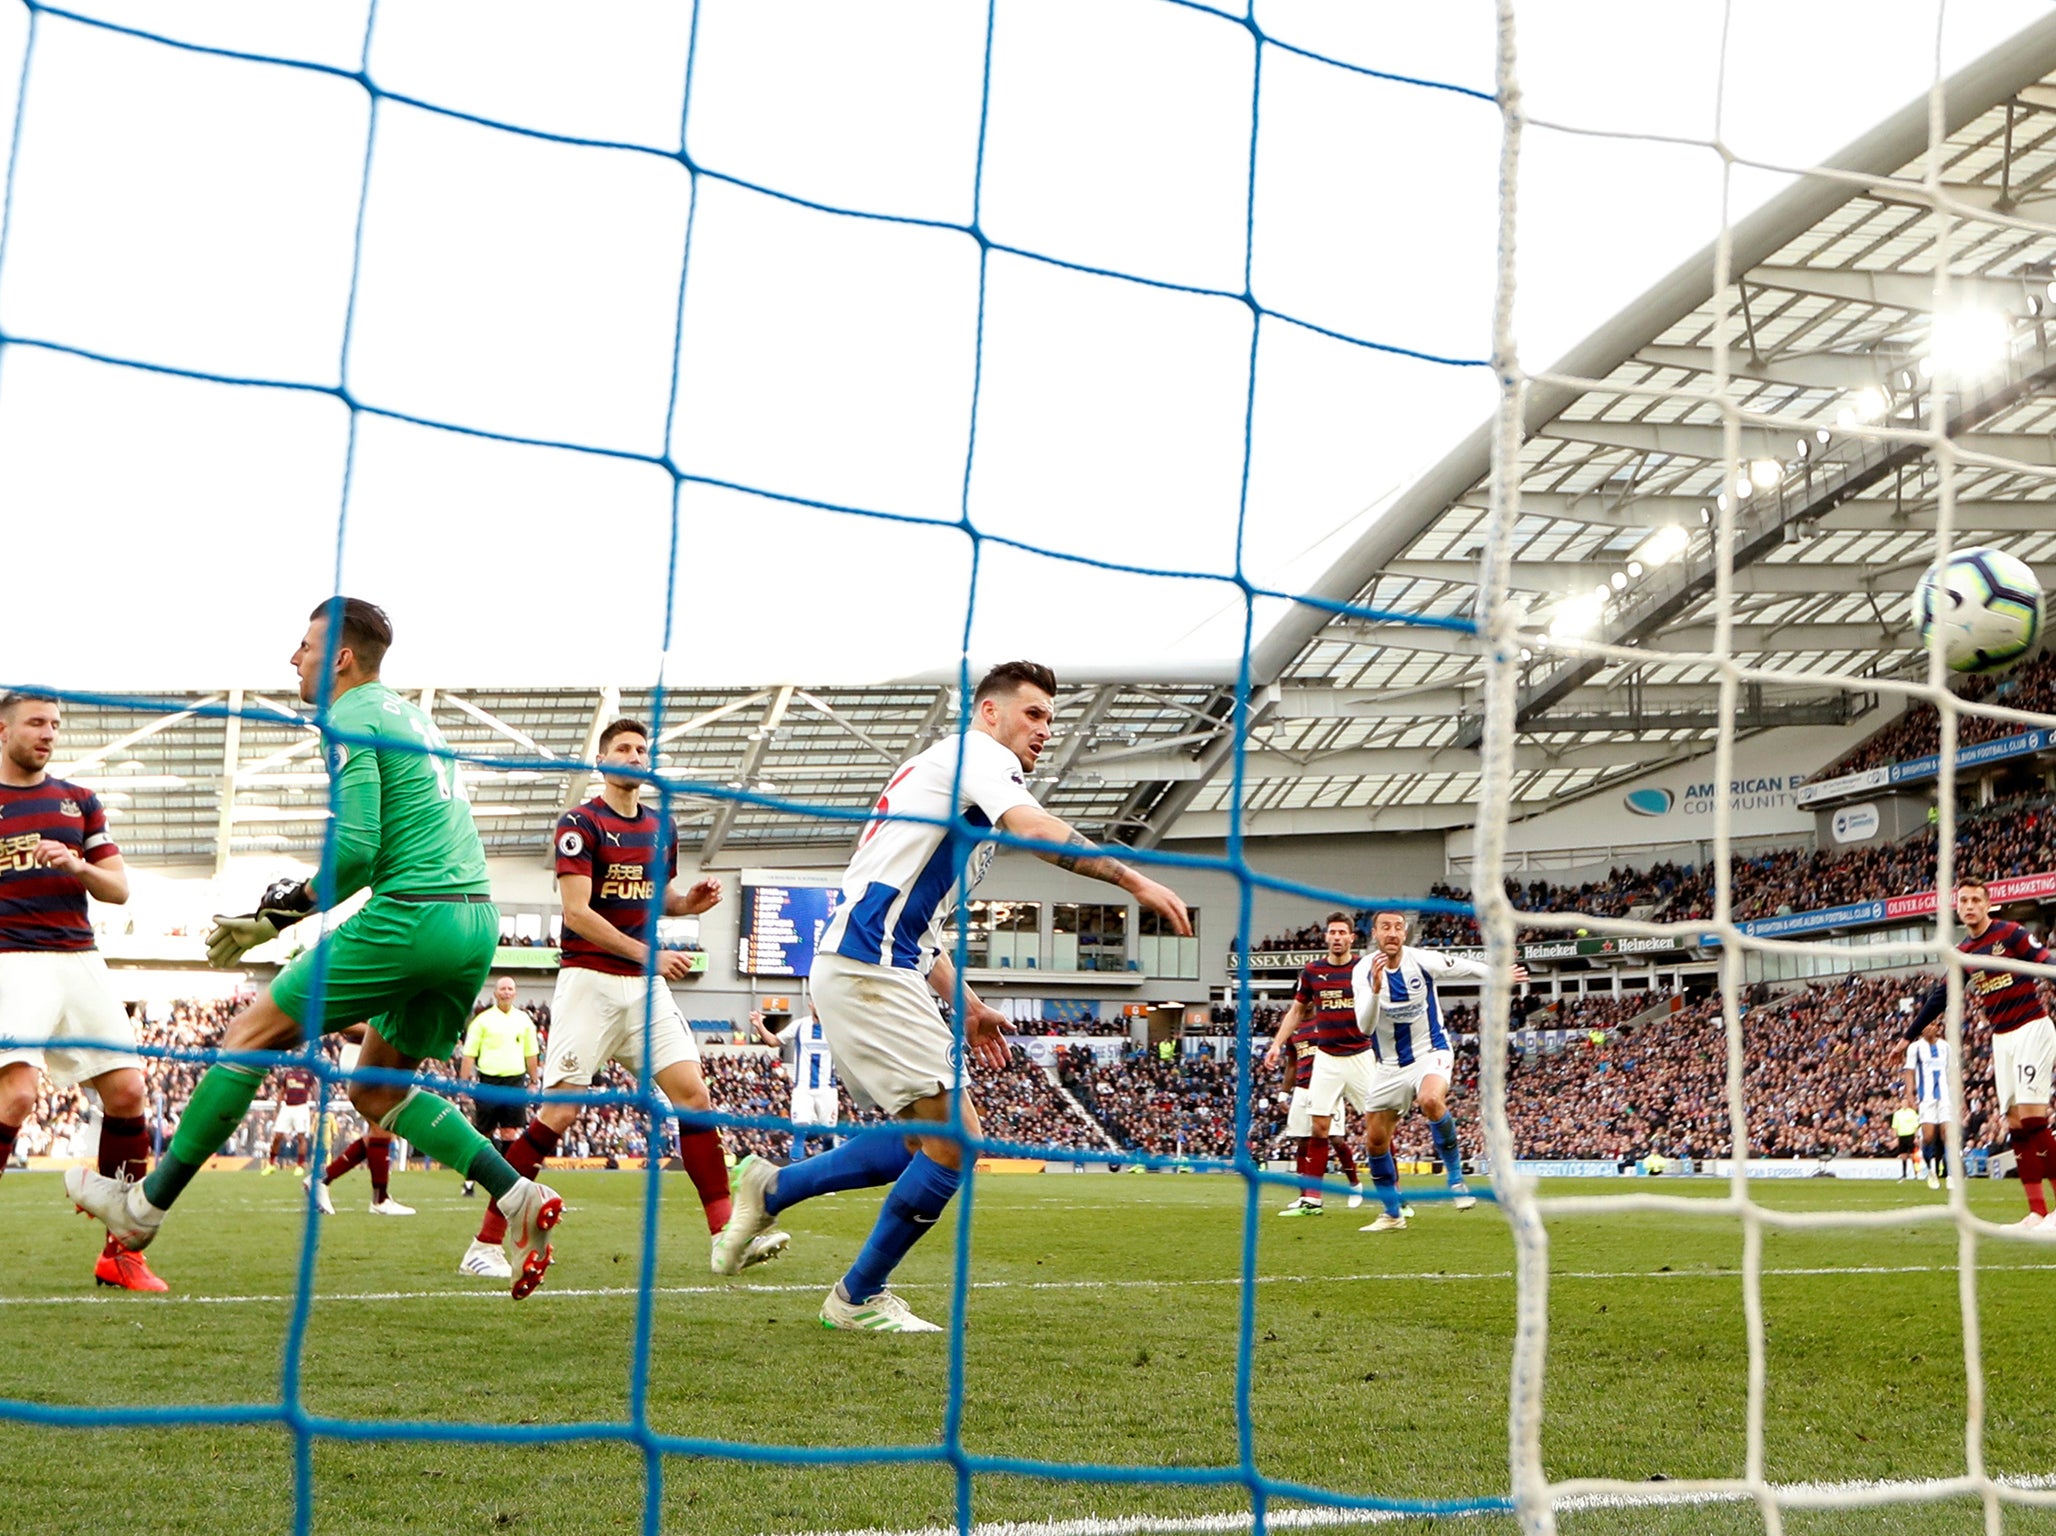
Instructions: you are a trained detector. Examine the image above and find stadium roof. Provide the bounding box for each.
[40,16,2056,868]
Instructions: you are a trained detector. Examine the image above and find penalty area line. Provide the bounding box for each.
[4,1259,2056,1307]
[797,1472,2056,1536]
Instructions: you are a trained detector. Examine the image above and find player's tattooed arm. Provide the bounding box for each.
[1053,830,1132,884]
[998,804,1193,936]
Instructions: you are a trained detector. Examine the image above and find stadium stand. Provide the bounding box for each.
[62,970,2033,1179]
[1822,650,2056,777]
[1250,783,2056,951]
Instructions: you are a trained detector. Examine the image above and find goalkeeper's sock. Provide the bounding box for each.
[840,1152,959,1303]
[382,1089,520,1202]
[325,1137,367,1184]
[1368,1151,1403,1219]
[1303,1135,1330,1202]
[145,1063,265,1209]
[1330,1136,1359,1184]
[769,1127,914,1217]
[2009,1123,2049,1216]
[678,1124,732,1235]
[99,1113,150,1182]
[1429,1113,1465,1185]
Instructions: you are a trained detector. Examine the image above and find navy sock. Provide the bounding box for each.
[1369,1151,1403,1218]
[767,1128,914,1217]
[1429,1114,1465,1186]
[841,1152,961,1303]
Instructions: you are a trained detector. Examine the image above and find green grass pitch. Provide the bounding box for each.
[4,1169,2054,1536]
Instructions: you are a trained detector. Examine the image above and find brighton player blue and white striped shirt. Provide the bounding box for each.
[1351,945,1492,1067]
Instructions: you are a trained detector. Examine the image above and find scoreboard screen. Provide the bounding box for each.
[737,882,840,977]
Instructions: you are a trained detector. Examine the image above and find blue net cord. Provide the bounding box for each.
[0,3,1509,1533]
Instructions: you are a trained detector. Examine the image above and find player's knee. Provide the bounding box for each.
[0,1065,36,1124]
[919,1135,966,1172]
[1419,1093,1448,1122]
[96,1069,147,1117]
[347,1080,402,1124]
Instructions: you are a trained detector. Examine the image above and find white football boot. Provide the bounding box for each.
[820,1283,942,1333]
[65,1169,163,1251]
[459,1239,514,1279]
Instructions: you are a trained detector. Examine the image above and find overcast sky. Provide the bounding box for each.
[0,0,2045,692]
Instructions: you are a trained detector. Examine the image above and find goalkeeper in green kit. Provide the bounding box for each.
[68,598,563,1298]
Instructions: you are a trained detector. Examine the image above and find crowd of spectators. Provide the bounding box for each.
[1004,1016,1131,1037]
[1249,782,2056,952]
[1824,650,2056,778]
[11,968,2037,1178]
[1058,1045,1284,1162]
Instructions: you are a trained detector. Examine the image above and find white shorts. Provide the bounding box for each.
[1405,1049,1456,1097]
[0,950,140,1088]
[790,1086,840,1126]
[273,1102,313,1136]
[1307,1050,1380,1120]
[1283,1086,1353,1140]
[810,950,962,1115]
[1918,1098,1952,1127]
[1991,1016,2055,1115]
[545,968,700,1086]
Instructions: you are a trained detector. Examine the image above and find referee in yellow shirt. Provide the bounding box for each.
[457,977,540,1197]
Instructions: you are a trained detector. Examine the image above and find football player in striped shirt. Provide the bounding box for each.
[1262,913,1366,1214]
[1352,910,1525,1231]
[716,661,1192,1332]
[0,690,166,1291]
[456,717,787,1281]
[1902,1018,1953,1190]
[753,999,840,1161]
[1905,876,2056,1227]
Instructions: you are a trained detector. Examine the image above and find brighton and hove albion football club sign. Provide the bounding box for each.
[1227,933,1700,971]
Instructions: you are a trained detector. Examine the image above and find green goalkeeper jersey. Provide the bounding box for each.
[322,682,490,898]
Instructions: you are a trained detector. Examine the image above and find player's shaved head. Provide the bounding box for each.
[598,718,650,754]
[973,660,1057,706]
[0,689,59,720]
[308,597,393,673]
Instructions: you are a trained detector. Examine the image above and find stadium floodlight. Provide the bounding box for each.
[1548,590,1608,638]
[1634,525,1691,567]
[1609,571,1627,591]
[1815,427,1831,443]
[1926,307,2011,378]
[1750,459,1782,490]
[1626,560,1644,578]
[1735,475,1753,498]
[1851,385,1890,421]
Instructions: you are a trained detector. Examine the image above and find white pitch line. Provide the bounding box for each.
[799,1473,2056,1536]
[5,1259,2056,1307]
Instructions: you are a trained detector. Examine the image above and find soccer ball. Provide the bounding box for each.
[1910,547,2045,674]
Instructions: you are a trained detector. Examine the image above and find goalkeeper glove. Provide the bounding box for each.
[205,879,317,968]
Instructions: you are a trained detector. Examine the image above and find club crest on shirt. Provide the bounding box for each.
[59,799,80,818]
[556,1051,580,1077]
[328,743,349,774]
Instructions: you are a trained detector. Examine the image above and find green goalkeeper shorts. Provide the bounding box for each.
[268,894,499,1062]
